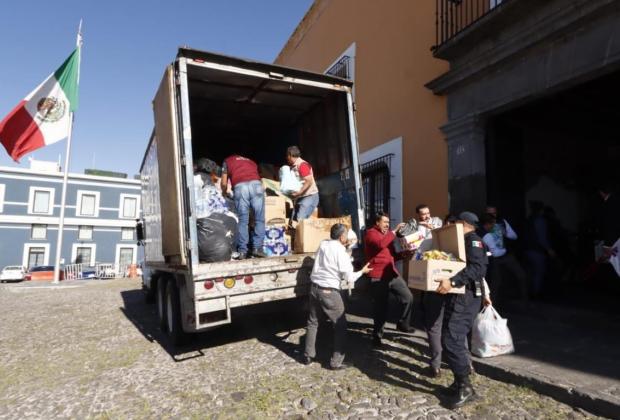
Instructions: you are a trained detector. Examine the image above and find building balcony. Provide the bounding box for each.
[433,0,515,58]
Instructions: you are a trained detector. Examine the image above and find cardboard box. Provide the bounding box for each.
[294,215,352,253]
[407,223,466,294]
[265,195,287,224]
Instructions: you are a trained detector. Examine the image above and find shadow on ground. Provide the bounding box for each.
[119,287,445,399]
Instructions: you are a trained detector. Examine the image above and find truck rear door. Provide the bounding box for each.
[153,65,187,265]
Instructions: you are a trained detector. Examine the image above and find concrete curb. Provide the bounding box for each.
[470,360,619,419]
[404,336,618,419]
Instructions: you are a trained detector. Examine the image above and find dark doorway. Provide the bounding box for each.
[485,70,620,311]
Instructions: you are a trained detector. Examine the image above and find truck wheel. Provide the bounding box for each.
[165,280,188,346]
[156,277,168,331]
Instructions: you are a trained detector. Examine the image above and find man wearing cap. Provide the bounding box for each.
[303,223,371,370]
[435,211,488,409]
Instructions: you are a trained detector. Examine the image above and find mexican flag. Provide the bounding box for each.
[0,47,80,162]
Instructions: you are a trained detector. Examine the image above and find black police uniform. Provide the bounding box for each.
[441,230,488,408]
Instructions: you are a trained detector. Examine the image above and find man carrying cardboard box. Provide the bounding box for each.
[435,211,488,409]
[364,212,414,347]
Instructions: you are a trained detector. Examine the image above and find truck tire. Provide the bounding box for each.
[156,277,168,331]
[165,280,188,346]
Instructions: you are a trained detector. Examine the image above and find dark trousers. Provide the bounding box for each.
[488,253,528,305]
[422,292,446,370]
[304,284,347,368]
[370,276,413,339]
[442,289,481,380]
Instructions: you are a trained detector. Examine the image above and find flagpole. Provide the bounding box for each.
[52,113,74,284]
[52,21,82,284]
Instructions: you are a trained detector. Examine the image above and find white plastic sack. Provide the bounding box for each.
[471,305,515,358]
[279,165,303,195]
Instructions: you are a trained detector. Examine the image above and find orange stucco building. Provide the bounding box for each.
[276,0,449,223]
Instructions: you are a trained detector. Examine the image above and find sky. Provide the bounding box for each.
[0,0,313,176]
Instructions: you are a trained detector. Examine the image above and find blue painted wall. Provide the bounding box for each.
[0,167,142,270]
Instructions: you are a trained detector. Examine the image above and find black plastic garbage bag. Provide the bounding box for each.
[196,215,236,262]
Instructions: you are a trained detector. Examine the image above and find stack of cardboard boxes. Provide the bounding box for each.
[262,178,350,255]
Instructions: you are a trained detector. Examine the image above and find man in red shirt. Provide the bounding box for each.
[286,146,319,221]
[221,155,267,259]
[364,212,414,346]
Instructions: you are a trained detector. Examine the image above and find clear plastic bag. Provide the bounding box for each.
[471,305,515,357]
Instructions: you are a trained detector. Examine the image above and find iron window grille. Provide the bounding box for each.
[361,154,394,226]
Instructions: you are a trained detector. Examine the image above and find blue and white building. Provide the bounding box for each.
[0,161,141,270]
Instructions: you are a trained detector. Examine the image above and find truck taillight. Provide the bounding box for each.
[204,280,214,290]
[215,278,224,283]
[244,275,253,284]
[223,278,236,289]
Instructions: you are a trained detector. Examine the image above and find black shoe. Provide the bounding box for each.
[301,356,313,365]
[427,366,441,378]
[372,336,383,347]
[439,381,458,397]
[329,362,352,371]
[396,323,415,333]
[448,384,478,409]
[252,249,268,258]
[234,252,247,260]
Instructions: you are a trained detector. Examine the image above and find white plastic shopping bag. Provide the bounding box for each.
[278,165,303,195]
[471,305,515,357]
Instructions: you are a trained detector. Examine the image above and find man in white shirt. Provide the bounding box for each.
[480,213,528,307]
[303,223,371,370]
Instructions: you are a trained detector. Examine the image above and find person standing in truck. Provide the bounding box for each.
[286,146,319,222]
[221,155,267,259]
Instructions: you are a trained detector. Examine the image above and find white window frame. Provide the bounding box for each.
[78,225,93,240]
[324,42,356,96]
[359,137,404,230]
[118,194,140,219]
[76,190,100,217]
[31,224,47,240]
[0,184,5,213]
[28,187,55,215]
[22,243,50,267]
[121,227,134,241]
[115,244,137,266]
[71,243,96,266]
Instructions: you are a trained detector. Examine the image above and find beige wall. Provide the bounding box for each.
[276,0,449,220]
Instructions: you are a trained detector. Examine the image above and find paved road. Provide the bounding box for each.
[0,279,601,419]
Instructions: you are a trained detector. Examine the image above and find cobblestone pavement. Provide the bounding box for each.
[0,279,601,419]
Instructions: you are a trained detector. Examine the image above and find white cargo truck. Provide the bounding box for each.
[138,48,364,345]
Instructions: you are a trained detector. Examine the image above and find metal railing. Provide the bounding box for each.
[434,0,509,50]
[326,55,351,79]
[64,264,84,280]
[63,263,135,280]
[361,154,393,226]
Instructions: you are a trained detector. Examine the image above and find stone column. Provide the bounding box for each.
[440,115,487,215]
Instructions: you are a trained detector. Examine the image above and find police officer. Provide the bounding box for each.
[435,211,488,409]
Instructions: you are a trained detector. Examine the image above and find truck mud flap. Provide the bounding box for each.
[195,295,231,329]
